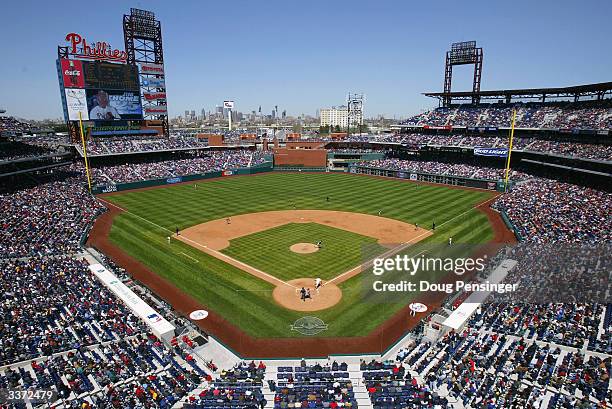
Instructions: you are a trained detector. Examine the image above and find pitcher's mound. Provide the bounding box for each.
[273,278,342,311]
[290,243,319,254]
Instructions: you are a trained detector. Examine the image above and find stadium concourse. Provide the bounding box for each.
[0,107,611,408]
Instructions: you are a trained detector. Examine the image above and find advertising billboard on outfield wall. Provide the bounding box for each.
[86,89,143,121]
[64,88,89,120]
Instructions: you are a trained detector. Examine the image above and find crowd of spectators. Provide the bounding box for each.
[362,359,448,407]
[525,140,612,161]
[0,115,32,135]
[366,325,610,408]
[271,361,357,409]
[357,158,528,181]
[400,102,612,130]
[0,255,213,407]
[0,141,55,162]
[0,170,104,258]
[85,150,270,185]
[332,132,611,162]
[183,361,266,408]
[0,256,148,365]
[87,136,211,155]
[493,178,612,243]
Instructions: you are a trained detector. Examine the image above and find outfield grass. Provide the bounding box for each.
[222,222,387,281]
[105,172,496,338]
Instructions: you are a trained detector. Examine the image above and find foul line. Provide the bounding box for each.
[98,198,126,212]
[326,193,501,285]
[97,198,298,290]
[180,252,199,263]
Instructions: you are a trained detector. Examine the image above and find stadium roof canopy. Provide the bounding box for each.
[424,82,612,104]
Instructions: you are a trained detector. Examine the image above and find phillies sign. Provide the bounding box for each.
[65,33,127,63]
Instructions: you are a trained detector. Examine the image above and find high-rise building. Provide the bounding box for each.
[320,106,349,128]
[184,110,189,119]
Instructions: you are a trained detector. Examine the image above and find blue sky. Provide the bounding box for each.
[0,0,610,120]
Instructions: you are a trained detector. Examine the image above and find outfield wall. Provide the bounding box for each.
[91,162,273,194]
[351,165,505,191]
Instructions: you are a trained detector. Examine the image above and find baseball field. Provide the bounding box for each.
[93,172,504,346]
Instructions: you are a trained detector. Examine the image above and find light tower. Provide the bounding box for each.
[347,93,364,136]
[123,8,169,136]
[443,41,484,106]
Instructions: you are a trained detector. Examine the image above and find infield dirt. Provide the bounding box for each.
[176,210,431,311]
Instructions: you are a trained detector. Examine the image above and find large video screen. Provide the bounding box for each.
[60,59,140,90]
[86,89,143,121]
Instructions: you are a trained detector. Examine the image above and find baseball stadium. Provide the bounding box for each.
[1,3,612,409]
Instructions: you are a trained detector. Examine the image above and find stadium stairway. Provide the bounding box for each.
[191,336,241,371]
[349,363,374,409]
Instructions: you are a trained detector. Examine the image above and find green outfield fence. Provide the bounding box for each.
[350,165,510,192]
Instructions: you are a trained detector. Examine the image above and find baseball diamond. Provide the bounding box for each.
[90,172,502,347]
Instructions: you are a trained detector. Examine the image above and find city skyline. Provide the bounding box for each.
[1,0,611,120]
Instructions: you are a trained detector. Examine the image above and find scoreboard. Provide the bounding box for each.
[59,58,143,121]
[60,59,139,91]
[82,61,140,91]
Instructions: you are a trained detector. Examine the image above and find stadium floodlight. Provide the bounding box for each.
[347,93,364,136]
[443,41,484,106]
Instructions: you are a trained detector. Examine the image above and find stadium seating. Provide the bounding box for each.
[0,141,53,162]
[0,171,105,258]
[492,178,611,243]
[356,158,529,181]
[272,362,358,409]
[84,150,270,185]
[0,115,32,135]
[400,102,612,130]
[183,361,266,408]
